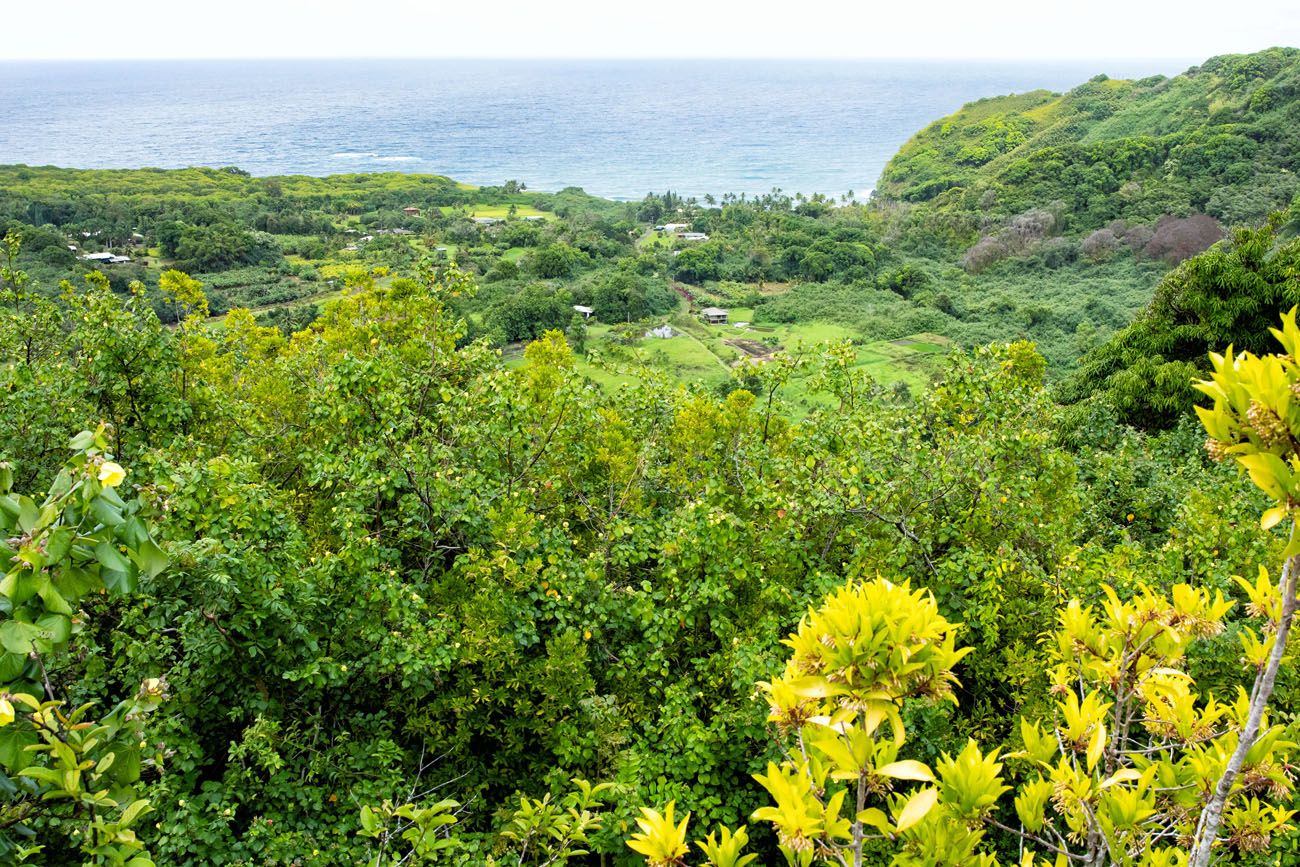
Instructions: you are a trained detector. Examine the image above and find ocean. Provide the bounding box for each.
[0,59,1189,200]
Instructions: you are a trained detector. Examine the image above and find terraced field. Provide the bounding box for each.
[507,312,953,409]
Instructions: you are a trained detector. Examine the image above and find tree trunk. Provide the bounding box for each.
[1188,552,1300,867]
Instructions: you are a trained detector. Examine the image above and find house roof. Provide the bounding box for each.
[701,307,728,316]
[573,305,594,314]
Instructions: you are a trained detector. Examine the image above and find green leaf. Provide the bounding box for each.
[101,564,138,595]
[0,620,42,655]
[94,541,130,573]
[1262,505,1288,531]
[91,496,125,528]
[1099,768,1142,790]
[36,614,71,645]
[16,497,38,533]
[895,787,938,834]
[131,539,169,580]
[876,760,935,782]
[43,527,73,563]
[786,676,835,698]
[121,517,150,548]
[36,581,72,617]
[1286,521,1300,559]
[18,766,64,786]
[108,746,142,784]
[0,724,37,773]
[856,807,893,834]
[120,798,151,827]
[53,565,101,602]
[1238,453,1290,501]
[95,541,138,594]
[68,431,96,451]
[0,652,26,683]
[1086,723,1106,773]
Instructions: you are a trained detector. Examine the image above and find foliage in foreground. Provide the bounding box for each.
[626,309,1300,866]
[0,427,167,865]
[1,236,1297,864]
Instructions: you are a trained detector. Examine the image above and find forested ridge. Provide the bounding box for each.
[1,48,1300,867]
[878,47,1300,229]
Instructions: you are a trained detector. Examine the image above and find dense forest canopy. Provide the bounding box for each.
[0,47,1299,867]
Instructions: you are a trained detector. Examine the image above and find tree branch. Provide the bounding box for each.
[1189,551,1300,867]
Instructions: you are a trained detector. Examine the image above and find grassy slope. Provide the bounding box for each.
[0,165,622,219]
[0,165,470,203]
[506,310,950,408]
[876,47,1300,227]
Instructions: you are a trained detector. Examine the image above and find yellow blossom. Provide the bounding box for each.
[98,461,126,487]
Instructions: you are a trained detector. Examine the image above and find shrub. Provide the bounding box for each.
[1081,226,1122,262]
[961,235,1009,273]
[1142,214,1223,264]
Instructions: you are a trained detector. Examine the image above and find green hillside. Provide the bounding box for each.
[878,47,1300,230]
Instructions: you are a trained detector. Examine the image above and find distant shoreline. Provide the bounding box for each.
[0,59,1186,200]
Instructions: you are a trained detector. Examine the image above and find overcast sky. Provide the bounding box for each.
[7,0,1299,61]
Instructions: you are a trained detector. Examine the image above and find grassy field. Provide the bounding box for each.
[438,204,552,219]
[505,312,953,408]
[635,230,677,252]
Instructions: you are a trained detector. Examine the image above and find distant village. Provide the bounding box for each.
[654,222,709,242]
[68,208,734,328]
[72,229,145,265]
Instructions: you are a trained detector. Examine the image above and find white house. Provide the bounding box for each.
[573,305,594,319]
[701,307,729,324]
[661,222,690,232]
[81,252,132,265]
[677,232,709,241]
